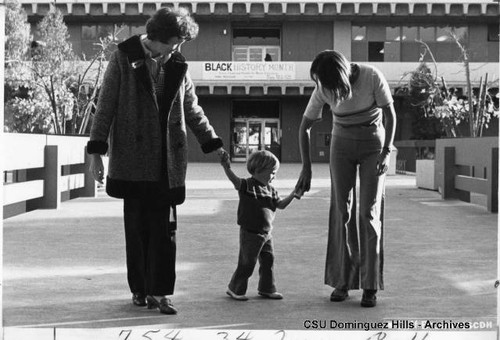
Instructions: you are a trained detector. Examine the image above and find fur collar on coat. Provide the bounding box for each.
[87,35,223,205]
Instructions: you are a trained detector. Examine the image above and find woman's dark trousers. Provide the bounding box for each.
[123,198,176,296]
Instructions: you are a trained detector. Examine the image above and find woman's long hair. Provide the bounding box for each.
[310,50,352,105]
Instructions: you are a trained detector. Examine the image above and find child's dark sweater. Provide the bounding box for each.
[237,178,281,234]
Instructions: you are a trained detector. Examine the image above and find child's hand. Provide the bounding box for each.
[220,150,231,168]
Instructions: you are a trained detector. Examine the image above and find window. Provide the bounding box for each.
[488,24,499,41]
[386,26,401,41]
[130,25,145,36]
[233,46,280,61]
[233,28,280,44]
[82,25,97,40]
[82,24,113,41]
[450,26,467,42]
[419,26,467,43]
[115,24,130,41]
[232,27,281,61]
[82,24,145,42]
[353,25,471,62]
[4,171,16,184]
[368,42,384,61]
[436,27,452,42]
[402,26,418,41]
[352,26,366,41]
[420,27,435,41]
[97,24,114,40]
[351,25,384,61]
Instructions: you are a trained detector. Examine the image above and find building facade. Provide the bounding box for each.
[22,0,500,162]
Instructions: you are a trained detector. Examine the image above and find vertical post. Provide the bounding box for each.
[442,146,456,199]
[41,145,60,209]
[0,2,4,218]
[387,149,398,175]
[487,147,498,213]
[456,165,471,203]
[82,146,97,197]
[0,5,5,330]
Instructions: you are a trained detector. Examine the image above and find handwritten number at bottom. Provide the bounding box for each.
[164,329,183,340]
[274,330,286,340]
[119,330,132,340]
[412,333,429,340]
[236,332,253,340]
[367,332,387,340]
[217,332,229,340]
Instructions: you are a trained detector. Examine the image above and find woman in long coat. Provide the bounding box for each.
[87,7,224,314]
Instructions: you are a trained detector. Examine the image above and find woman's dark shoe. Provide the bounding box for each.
[330,288,349,302]
[146,295,178,314]
[132,293,146,307]
[361,289,377,307]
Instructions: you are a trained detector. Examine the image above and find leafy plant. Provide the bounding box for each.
[400,30,499,138]
[6,88,53,133]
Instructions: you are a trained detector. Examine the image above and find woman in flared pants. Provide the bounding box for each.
[296,50,396,307]
[324,129,385,293]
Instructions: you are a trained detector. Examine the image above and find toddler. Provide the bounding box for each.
[220,150,300,301]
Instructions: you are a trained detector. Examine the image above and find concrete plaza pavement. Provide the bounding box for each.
[2,163,498,333]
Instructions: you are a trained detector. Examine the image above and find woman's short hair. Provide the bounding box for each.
[146,7,199,43]
[247,150,280,175]
[310,50,352,104]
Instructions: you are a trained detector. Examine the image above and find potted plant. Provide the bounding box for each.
[400,32,499,190]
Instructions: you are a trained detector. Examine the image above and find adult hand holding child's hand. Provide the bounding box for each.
[294,166,311,198]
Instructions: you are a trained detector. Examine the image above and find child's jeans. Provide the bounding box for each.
[228,227,277,295]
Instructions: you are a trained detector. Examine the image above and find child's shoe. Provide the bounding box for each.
[226,288,249,301]
[258,291,283,299]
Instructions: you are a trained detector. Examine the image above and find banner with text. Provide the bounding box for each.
[202,62,296,81]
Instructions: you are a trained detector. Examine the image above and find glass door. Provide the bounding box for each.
[248,121,263,154]
[231,119,280,162]
[232,121,249,160]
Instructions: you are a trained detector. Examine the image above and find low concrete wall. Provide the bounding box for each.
[435,137,498,212]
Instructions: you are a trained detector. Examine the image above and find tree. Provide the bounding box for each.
[30,7,77,134]
[5,0,31,66]
[5,4,76,134]
[5,1,119,135]
[4,0,31,99]
[71,30,121,134]
[4,0,39,132]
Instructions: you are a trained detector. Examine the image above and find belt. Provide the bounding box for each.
[335,120,376,128]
